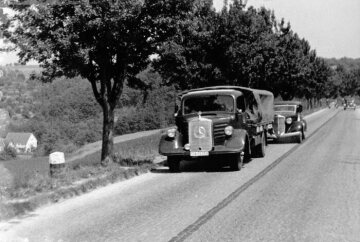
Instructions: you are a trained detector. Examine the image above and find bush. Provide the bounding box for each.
[114,85,176,135]
[0,145,17,161]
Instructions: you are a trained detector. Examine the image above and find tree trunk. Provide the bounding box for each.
[100,104,115,166]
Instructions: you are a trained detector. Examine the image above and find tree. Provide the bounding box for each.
[153,0,218,90]
[3,0,194,165]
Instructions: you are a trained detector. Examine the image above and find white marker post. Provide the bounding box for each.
[49,152,66,177]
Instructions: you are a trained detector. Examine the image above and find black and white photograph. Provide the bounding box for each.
[0,0,359,241]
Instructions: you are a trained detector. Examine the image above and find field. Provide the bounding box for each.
[6,65,42,79]
[0,130,163,199]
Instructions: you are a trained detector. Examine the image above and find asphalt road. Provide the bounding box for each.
[1,107,359,242]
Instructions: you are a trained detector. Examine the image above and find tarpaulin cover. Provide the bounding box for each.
[240,87,274,124]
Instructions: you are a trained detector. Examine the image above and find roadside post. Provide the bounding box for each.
[49,151,66,177]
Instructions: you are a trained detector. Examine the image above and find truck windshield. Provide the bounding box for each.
[183,95,234,115]
[274,105,296,113]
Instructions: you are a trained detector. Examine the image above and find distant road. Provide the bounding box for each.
[3,108,359,242]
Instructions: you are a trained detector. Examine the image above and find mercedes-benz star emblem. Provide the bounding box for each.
[194,126,206,139]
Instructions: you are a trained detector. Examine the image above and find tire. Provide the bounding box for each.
[302,130,306,140]
[296,133,302,143]
[229,152,243,171]
[168,157,180,173]
[243,140,251,163]
[253,132,266,158]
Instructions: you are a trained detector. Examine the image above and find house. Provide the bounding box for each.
[5,132,37,153]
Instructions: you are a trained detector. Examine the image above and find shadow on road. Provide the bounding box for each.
[151,157,244,174]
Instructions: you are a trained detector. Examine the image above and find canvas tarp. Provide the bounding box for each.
[241,88,274,124]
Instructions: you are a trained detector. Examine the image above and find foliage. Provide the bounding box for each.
[153,0,337,102]
[0,145,17,161]
[325,58,360,71]
[3,0,195,164]
[323,61,360,98]
[114,86,176,135]
[4,69,174,155]
[7,77,103,155]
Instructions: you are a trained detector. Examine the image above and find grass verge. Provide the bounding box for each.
[0,131,164,221]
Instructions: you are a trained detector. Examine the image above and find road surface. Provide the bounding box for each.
[1,108,359,242]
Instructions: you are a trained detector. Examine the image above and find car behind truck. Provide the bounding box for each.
[159,86,274,172]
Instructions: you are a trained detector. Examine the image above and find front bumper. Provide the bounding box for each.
[159,129,247,158]
[268,131,301,142]
[160,145,242,158]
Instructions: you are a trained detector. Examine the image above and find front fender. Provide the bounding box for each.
[288,121,304,133]
[302,119,307,131]
[224,129,247,151]
[159,131,184,155]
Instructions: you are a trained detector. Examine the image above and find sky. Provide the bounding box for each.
[213,0,360,59]
[1,0,360,65]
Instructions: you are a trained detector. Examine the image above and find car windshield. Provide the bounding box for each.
[274,105,297,113]
[183,95,234,115]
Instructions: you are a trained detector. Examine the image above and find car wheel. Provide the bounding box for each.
[168,157,180,173]
[296,133,302,143]
[302,130,306,140]
[253,132,266,158]
[229,152,243,171]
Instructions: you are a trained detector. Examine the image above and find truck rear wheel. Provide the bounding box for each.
[229,152,243,171]
[253,132,266,158]
[168,157,180,173]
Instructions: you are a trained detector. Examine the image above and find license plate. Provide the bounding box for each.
[190,151,209,157]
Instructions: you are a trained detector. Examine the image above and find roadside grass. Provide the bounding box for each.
[0,131,162,200]
[302,105,326,116]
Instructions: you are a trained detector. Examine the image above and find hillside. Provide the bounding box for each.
[0,65,175,156]
[324,57,360,70]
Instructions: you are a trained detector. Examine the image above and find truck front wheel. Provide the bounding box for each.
[253,132,266,158]
[229,152,243,171]
[168,157,180,173]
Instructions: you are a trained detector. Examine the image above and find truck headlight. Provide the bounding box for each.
[224,126,233,136]
[167,128,177,138]
[286,117,292,124]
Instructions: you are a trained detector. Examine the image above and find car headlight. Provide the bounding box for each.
[224,126,233,136]
[286,117,293,124]
[167,128,177,138]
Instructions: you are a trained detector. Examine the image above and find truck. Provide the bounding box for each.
[159,86,274,172]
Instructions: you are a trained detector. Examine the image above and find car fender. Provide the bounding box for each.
[301,119,307,131]
[288,121,304,133]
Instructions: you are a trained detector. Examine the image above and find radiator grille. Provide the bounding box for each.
[274,115,285,136]
[213,122,227,145]
[189,118,213,152]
